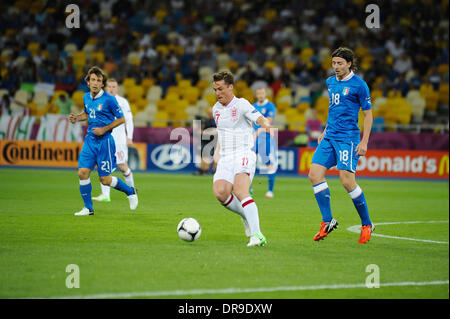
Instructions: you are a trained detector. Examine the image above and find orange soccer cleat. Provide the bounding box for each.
[358,224,375,244]
[313,218,338,241]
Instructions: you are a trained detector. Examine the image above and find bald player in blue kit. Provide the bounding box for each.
[69,67,138,216]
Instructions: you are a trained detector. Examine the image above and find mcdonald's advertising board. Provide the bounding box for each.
[298,147,449,180]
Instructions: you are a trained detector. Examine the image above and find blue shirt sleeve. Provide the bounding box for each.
[109,96,124,119]
[359,81,372,111]
[267,103,276,118]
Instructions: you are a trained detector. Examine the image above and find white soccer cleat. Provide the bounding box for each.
[92,194,111,202]
[247,233,267,247]
[74,207,94,216]
[264,191,274,198]
[128,188,138,210]
[241,217,251,237]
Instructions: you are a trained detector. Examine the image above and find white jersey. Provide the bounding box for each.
[213,96,262,158]
[111,94,134,145]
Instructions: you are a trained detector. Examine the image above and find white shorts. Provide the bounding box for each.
[213,152,256,185]
[115,143,128,165]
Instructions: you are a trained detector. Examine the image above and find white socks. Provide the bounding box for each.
[240,197,261,235]
[101,183,111,197]
[123,168,134,187]
[222,194,246,219]
[100,169,134,197]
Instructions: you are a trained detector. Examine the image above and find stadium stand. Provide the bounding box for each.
[0,0,448,133]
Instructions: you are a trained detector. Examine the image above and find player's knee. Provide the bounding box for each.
[100,176,112,186]
[213,186,230,202]
[340,175,356,191]
[78,169,90,180]
[308,169,321,184]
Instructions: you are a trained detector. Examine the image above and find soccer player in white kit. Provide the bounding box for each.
[212,71,272,247]
[93,78,135,202]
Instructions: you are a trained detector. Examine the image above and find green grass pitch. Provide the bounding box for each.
[0,168,448,299]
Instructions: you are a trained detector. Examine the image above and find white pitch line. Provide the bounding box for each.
[29,280,449,299]
[347,221,449,244]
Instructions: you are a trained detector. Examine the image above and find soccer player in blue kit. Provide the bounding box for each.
[252,87,277,198]
[308,47,374,243]
[69,67,138,216]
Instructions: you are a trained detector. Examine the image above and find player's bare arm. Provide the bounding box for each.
[256,116,271,129]
[69,111,88,123]
[318,126,327,144]
[355,109,373,156]
[92,117,125,136]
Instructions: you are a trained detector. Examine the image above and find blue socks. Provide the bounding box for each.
[268,173,276,192]
[110,176,134,196]
[79,178,93,211]
[313,182,332,222]
[348,185,371,226]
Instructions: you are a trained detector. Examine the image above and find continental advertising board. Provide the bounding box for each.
[298,147,449,180]
[0,140,147,171]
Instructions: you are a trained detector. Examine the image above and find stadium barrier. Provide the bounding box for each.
[1,140,448,180]
[298,147,449,180]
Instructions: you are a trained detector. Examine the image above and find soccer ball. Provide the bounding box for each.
[177,217,202,242]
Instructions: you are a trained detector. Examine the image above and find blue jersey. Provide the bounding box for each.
[324,72,371,141]
[83,90,124,138]
[253,99,276,132]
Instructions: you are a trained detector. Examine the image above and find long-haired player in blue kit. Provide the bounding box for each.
[252,87,277,198]
[69,67,138,216]
[308,47,374,243]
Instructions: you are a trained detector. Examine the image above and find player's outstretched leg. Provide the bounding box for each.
[234,173,266,247]
[93,184,111,202]
[348,185,374,243]
[214,180,250,237]
[103,176,138,210]
[240,197,267,246]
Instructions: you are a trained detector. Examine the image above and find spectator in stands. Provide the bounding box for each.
[54,94,75,115]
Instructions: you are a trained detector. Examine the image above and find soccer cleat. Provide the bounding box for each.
[128,187,138,210]
[241,217,251,237]
[358,224,375,244]
[247,233,267,247]
[264,191,274,198]
[313,218,338,241]
[92,194,111,202]
[74,207,94,216]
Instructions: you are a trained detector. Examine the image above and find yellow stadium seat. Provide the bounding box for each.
[296,102,310,113]
[300,47,314,63]
[276,101,290,113]
[424,90,439,111]
[122,78,136,89]
[141,78,155,91]
[126,86,144,102]
[438,83,449,104]
[27,42,40,55]
[204,94,217,107]
[276,88,291,98]
[184,87,200,104]
[166,86,181,96]
[153,111,168,127]
[90,51,105,63]
[371,89,383,101]
[72,90,85,108]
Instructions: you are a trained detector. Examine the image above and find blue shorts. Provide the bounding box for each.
[311,138,359,173]
[78,134,117,176]
[254,132,277,166]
